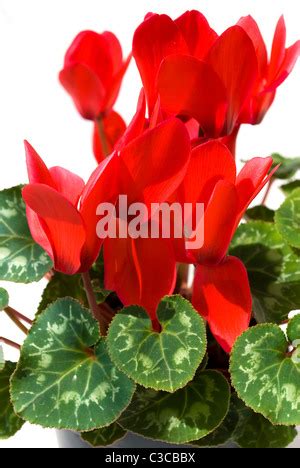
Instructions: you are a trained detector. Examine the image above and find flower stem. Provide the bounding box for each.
[261,178,275,206]
[0,336,21,350]
[5,307,32,326]
[175,264,192,300]
[82,271,106,336]
[96,115,110,158]
[4,308,29,335]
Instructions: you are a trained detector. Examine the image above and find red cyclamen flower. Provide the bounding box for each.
[238,15,300,124]
[175,141,278,352]
[22,141,118,275]
[133,11,258,140]
[133,11,299,152]
[59,30,130,162]
[59,30,130,120]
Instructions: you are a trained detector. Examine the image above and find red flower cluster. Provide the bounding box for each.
[134,11,300,153]
[23,11,299,352]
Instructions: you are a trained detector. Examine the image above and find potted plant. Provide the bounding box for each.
[1,10,300,449]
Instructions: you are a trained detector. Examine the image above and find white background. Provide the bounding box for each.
[0,0,299,448]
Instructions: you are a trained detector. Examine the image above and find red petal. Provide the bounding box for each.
[181,140,236,208]
[144,12,156,21]
[102,31,123,73]
[101,53,131,112]
[149,95,164,129]
[207,26,258,133]
[175,10,218,59]
[80,153,119,271]
[104,231,176,322]
[115,89,147,150]
[158,55,227,137]
[133,14,188,113]
[267,40,300,91]
[235,157,273,216]
[239,16,300,123]
[26,207,54,260]
[62,31,114,90]
[185,119,200,140]
[132,236,177,321]
[218,125,240,158]
[237,16,268,76]
[22,184,86,275]
[24,141,55,187]
[59,64,105,120]
[268,16,286,83]
[190,180,238,265]
[120,118,190,210]
[93,110,126,163]
[192,256,252,352]
[104,219,139,294]
[49,167,85,206]
[24,141,85,207]
[239,89,276,125]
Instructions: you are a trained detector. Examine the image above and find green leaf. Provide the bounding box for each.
[281,180,300,195]
[230,319,300,425]
[271,153,300,180]
[232,397,297,448]
[0,186,52,283]
[194,394,297,448]
[0,287,9,310]
[107,295,207,392]
[287,314,300,343]
[230,221,300,323]
[0,362,24,439]
[11,298,135,431]
[119,370,230,444]
[246,206,275,223]
[37,273,86,315]
[275,188,300,249]
[193,394,239,447]
[0,346,4,371]
[81,423,126,447]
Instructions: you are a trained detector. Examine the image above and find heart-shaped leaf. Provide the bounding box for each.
[11,298,135,431]
[275,188,300,249]
[230,317,300,425]
[192,394,239,448]
[0,362,24,439]
[0,287,9,310]
[0,186,52,283]
[81,423,126,447]
[230,221,300,323]
[119,370,230,444]
[194,394,297,448]
[107,295,207,392]
[271,153,300,180]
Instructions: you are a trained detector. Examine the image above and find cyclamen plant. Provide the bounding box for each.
[1,10,300,448]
